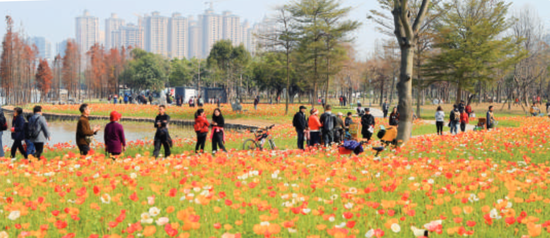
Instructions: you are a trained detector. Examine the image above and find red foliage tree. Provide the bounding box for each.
[62,39,80,98]
[36,59,53,101]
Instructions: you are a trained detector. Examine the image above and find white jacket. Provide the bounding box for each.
[435,111,445,122]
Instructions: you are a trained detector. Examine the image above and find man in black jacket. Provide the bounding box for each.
[320,105,336,147]
[361,108,375,141]
[292,106,307,150]
[153,105,171,158]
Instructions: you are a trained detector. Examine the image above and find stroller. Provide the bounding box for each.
[474,118,486,131]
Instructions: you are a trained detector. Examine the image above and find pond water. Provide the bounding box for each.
[1,114,197,148]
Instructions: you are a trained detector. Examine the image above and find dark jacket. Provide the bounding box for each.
[292,111,307,131]
[104,121,126,154]
[76,115,96,146]
[212,114,225,128]
[389,112,399,126]
[360,114,375,134]
[11,115,26,141]
[458,103,465,113]
[154,114,170,140]
[319,112,336,131]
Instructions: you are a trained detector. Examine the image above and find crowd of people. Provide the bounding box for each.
[73,103,229,159]
[292,104,373,149]
[3,96,541,160]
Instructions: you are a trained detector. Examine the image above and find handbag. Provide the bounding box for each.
[85,135,94,144]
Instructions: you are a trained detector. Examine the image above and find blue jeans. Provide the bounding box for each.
[450,121,458,134]
[25,140,35,156]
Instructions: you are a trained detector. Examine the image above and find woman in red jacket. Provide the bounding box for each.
[194,109,210,153]
[308,108,322,146]
[460,111,469,133]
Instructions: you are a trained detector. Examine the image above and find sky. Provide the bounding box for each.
[0,0,549,59]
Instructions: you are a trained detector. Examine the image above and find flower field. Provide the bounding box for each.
[1,115,550,237]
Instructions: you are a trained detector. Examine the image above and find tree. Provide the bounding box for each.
[510,6,548,108]
[121,48,169,92]
[62,39,81,99]
[207,40,251,100]
[423,0,520,104]
[35,59,53,101]
[169,58,194,86]
[371,0,433,144]
[257,5,299,114]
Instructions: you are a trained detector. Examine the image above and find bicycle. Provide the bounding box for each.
[242,125,277,151]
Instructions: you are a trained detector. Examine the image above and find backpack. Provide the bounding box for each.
[453,111,460,122]
[323,113,334,131]
[25,116,41,140]
[0,112,7,131]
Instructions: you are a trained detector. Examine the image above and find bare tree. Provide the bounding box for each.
[510,6,548,109]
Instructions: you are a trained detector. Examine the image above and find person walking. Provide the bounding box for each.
[546,100,550,114]
[28,106,51,159]
[153,105,171,158]
[104,111,126,158]
[292,106,307,150]
[435,106,445,135]
[76,104,101,156]
[486,106,495,130]
[194,109,209,153]
[11,107,27,159]
[449,105,460,135]
[360,108,375,141]
[382,100,389,118]
[211,108,227,153]
[148,94,153,105]
[254,96,259,110]
[334,112,345,143]
[217,97,221,108]
[320,105,336,147]
[113,95,118,104]
[308,108,322,146]
[389,107,399,126]
[24,114,36,157]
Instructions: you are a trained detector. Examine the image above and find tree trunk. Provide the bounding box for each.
[396,46,414,144]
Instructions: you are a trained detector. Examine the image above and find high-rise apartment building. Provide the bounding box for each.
[105,13,125,49]
[241,20,251,51]
[111,23,144,49]
[222,11,241,46]
[75,10,99,54]
[31,37,52,60]
[168,13,189,59]
[188,17,202,59]
[199,8,222,57]
[56,40,68,58]
[143,12,169,56]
